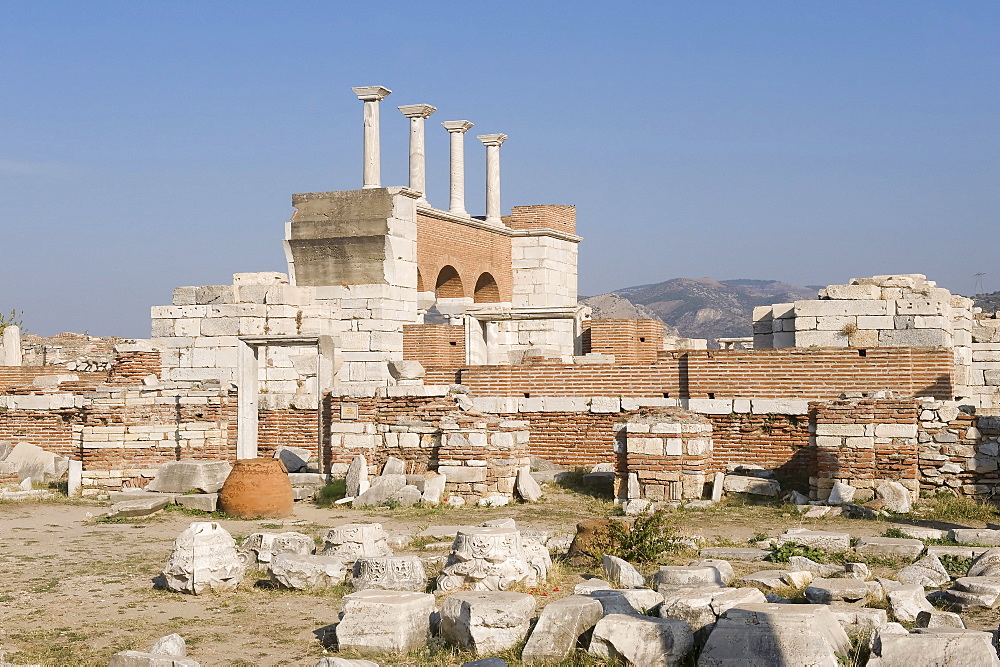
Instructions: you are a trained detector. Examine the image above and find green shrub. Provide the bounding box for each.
[591,510,684,563]
[314,479,347,507]
[939,554,973,577]
[769,541,828,564]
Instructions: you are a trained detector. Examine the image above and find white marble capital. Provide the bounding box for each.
[352,85,392,102]
[442,120,474,217]
[352,85,392,188]
[399,104,436,205]
[478,134,507,226]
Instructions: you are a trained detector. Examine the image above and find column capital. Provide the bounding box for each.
[477,133,508,147]
[352,85,392,102]
[442,120,474,133]
[398,103,437,119]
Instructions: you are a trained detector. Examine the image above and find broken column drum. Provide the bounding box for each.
[218,458,294,518]
[436,526,535,592]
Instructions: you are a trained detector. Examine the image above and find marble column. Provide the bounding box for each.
[352,86,392,189]
[441,120,474,217]
[477,133,507,226]
[398,104,436,206]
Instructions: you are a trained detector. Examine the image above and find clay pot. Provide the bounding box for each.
[218,458,294,518]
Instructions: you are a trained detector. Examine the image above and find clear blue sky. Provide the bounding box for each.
[2,1,997,337]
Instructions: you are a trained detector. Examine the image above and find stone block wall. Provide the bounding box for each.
[437,418,530,503]
[917,401,1000,498]
[810,397,920,501]
[622,409,713,501]
[77,385,236,494]
[324,390,528,501]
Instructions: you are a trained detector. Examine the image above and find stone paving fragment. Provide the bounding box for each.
[967,547,1000,577]
[654,565,726,588]
[440,592,535,655]
[775,529,851,552]
[335,590,435,653]
[951,529,1000,546]
[697,603,851,667]
[515,466,543,502]
[875,481,913,513]
[868,629,1000,666]
[828,605,888,639]
[854,537,924,559]
[698,547,770,561]
[174,494,218,512]
[588,588,664,615]
[886,584,933,623]
[268,553,348,590]
[896,554,950,587]
[804,577,871,604]
[788,556,845,578]
[147,460,232,494]
[107,496,171,519]
[915,610,965,629]
[722,474,780,496]
[660,586,765,642]
[588,613,694,666]
[520,595,603,664]
[601,554,644,588]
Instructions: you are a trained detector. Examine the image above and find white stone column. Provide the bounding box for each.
[477,133,507,226]
[352,85,392,189]
[398,104,436,206]
[441,120,474,217]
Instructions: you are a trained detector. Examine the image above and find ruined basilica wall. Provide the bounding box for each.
[416,211,512,301]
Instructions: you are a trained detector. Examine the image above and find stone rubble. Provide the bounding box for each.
[268,553,349,590]
[440,592,536,655]
[335,590,436,653]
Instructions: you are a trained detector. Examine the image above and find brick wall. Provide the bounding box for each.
[506,205,576,235]
[0,409,79,457]
[451,363,682,398]
[403,324,466,369]
[588,319,664,364]
[0,367,106,391]
[258,408,319,460]
[687,348,953,399]
[107,351,163,385]
[416,212,512,302]
[708,413,813,480]
[437,347,953,401]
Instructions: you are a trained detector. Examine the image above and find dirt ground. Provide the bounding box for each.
[1,486,998,666]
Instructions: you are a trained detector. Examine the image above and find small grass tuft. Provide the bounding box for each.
[918,493,998,524]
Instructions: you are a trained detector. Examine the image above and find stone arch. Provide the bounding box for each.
[474,272,501,303]
[435,265,465,299]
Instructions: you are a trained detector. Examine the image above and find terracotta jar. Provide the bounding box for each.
[218,458,294,518]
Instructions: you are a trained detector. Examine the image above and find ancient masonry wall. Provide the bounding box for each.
[623,411,714,501]
[415,211,513,302]
[77,385,237,494]
[427,347,954,400]
[810,397,920,501]
[917,402,1000,498]
[0,368,106,392]
[323,390,528,502]
[587,319,665,364]
[402,324,466,369]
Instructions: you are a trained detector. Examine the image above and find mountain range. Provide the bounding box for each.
[581,278,818,344]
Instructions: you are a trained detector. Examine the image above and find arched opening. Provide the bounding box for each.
[435,266,465,299]
[474,272,501,303]
[416,269,425,293]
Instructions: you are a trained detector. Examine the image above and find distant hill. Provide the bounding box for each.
[974,292,1000,314]
[581,278,817,344]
